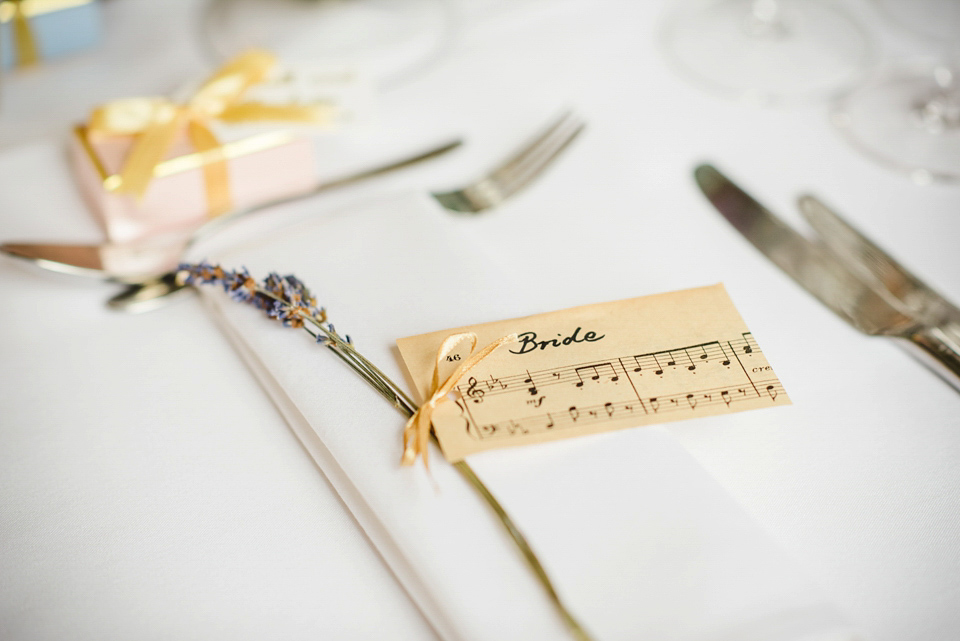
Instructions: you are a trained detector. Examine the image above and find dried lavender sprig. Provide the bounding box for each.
[175,262,593,641]
[296,312,417,413]
[251,277,413,408]
[300,324,395,402]
[176,262,416,414]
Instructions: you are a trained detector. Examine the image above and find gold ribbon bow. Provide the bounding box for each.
[402,332,518,468]
[87,49,332,216]
[3,0,40,67]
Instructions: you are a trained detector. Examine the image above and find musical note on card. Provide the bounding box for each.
[397,284,790,462]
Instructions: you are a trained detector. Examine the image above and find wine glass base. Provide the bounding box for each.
[874,0,960,43]
[202,0,456,90]
[660,0,873,105]
[833,68,960,185]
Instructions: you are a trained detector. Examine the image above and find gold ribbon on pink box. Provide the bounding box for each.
[86,49,335,218]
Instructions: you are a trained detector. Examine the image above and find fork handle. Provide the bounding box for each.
[901,325,960,393]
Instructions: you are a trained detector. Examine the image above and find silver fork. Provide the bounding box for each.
[107,112,584,312]
[430,111,585,213]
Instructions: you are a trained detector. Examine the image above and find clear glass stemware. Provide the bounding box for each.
[200,0,458,91]
[832,0,960,184]
[660,0,874,105]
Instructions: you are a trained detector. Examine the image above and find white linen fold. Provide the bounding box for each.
[0,140,440,641]
[204,191,861,641]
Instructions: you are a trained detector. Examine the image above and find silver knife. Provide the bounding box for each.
[797,194,960,328]
[0,138,463,282]
[694,163,960,393]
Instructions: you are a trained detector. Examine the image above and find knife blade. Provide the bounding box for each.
[1,138,463,281]
[797,194,960,330]
[694,163,960,392]
[694,164,916,336]
[0,236,188,282]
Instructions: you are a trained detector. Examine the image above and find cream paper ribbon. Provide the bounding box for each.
[402,332,518,468]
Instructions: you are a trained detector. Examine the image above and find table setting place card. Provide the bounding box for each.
[200,190,862,641]
[397,284,789,462]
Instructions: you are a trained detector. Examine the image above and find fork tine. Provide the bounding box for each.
[431,111,584,213]
[496,118,585,198]
[488,110,578,183]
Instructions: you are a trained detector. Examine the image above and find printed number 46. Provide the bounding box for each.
[446,354,461,362]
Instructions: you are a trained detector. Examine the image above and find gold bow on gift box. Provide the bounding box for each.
[0,0,90,67]
[87,49,335,217]
[402,332,518,468]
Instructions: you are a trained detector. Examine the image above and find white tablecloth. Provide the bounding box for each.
[2,1,958,640]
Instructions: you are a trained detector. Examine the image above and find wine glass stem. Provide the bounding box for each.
[914,64,960,133]
[752,0,779,23]
[745,0,787,39]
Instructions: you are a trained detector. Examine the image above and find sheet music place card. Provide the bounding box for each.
[397,284,790,461]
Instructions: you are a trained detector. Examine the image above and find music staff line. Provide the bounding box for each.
[468,378,786,441]
[457,332,762,403]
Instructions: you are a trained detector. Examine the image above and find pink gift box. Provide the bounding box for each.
[69,125,319,243]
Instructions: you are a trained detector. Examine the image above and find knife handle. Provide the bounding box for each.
[902,325,960,394]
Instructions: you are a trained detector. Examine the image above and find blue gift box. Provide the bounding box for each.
[0,0,102,69]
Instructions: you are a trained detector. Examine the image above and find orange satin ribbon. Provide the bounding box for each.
[87,49,333,216]
[402,332,518,468]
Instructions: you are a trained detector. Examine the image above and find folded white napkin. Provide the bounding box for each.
[0,141,439,640]
[204,192,860,641]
